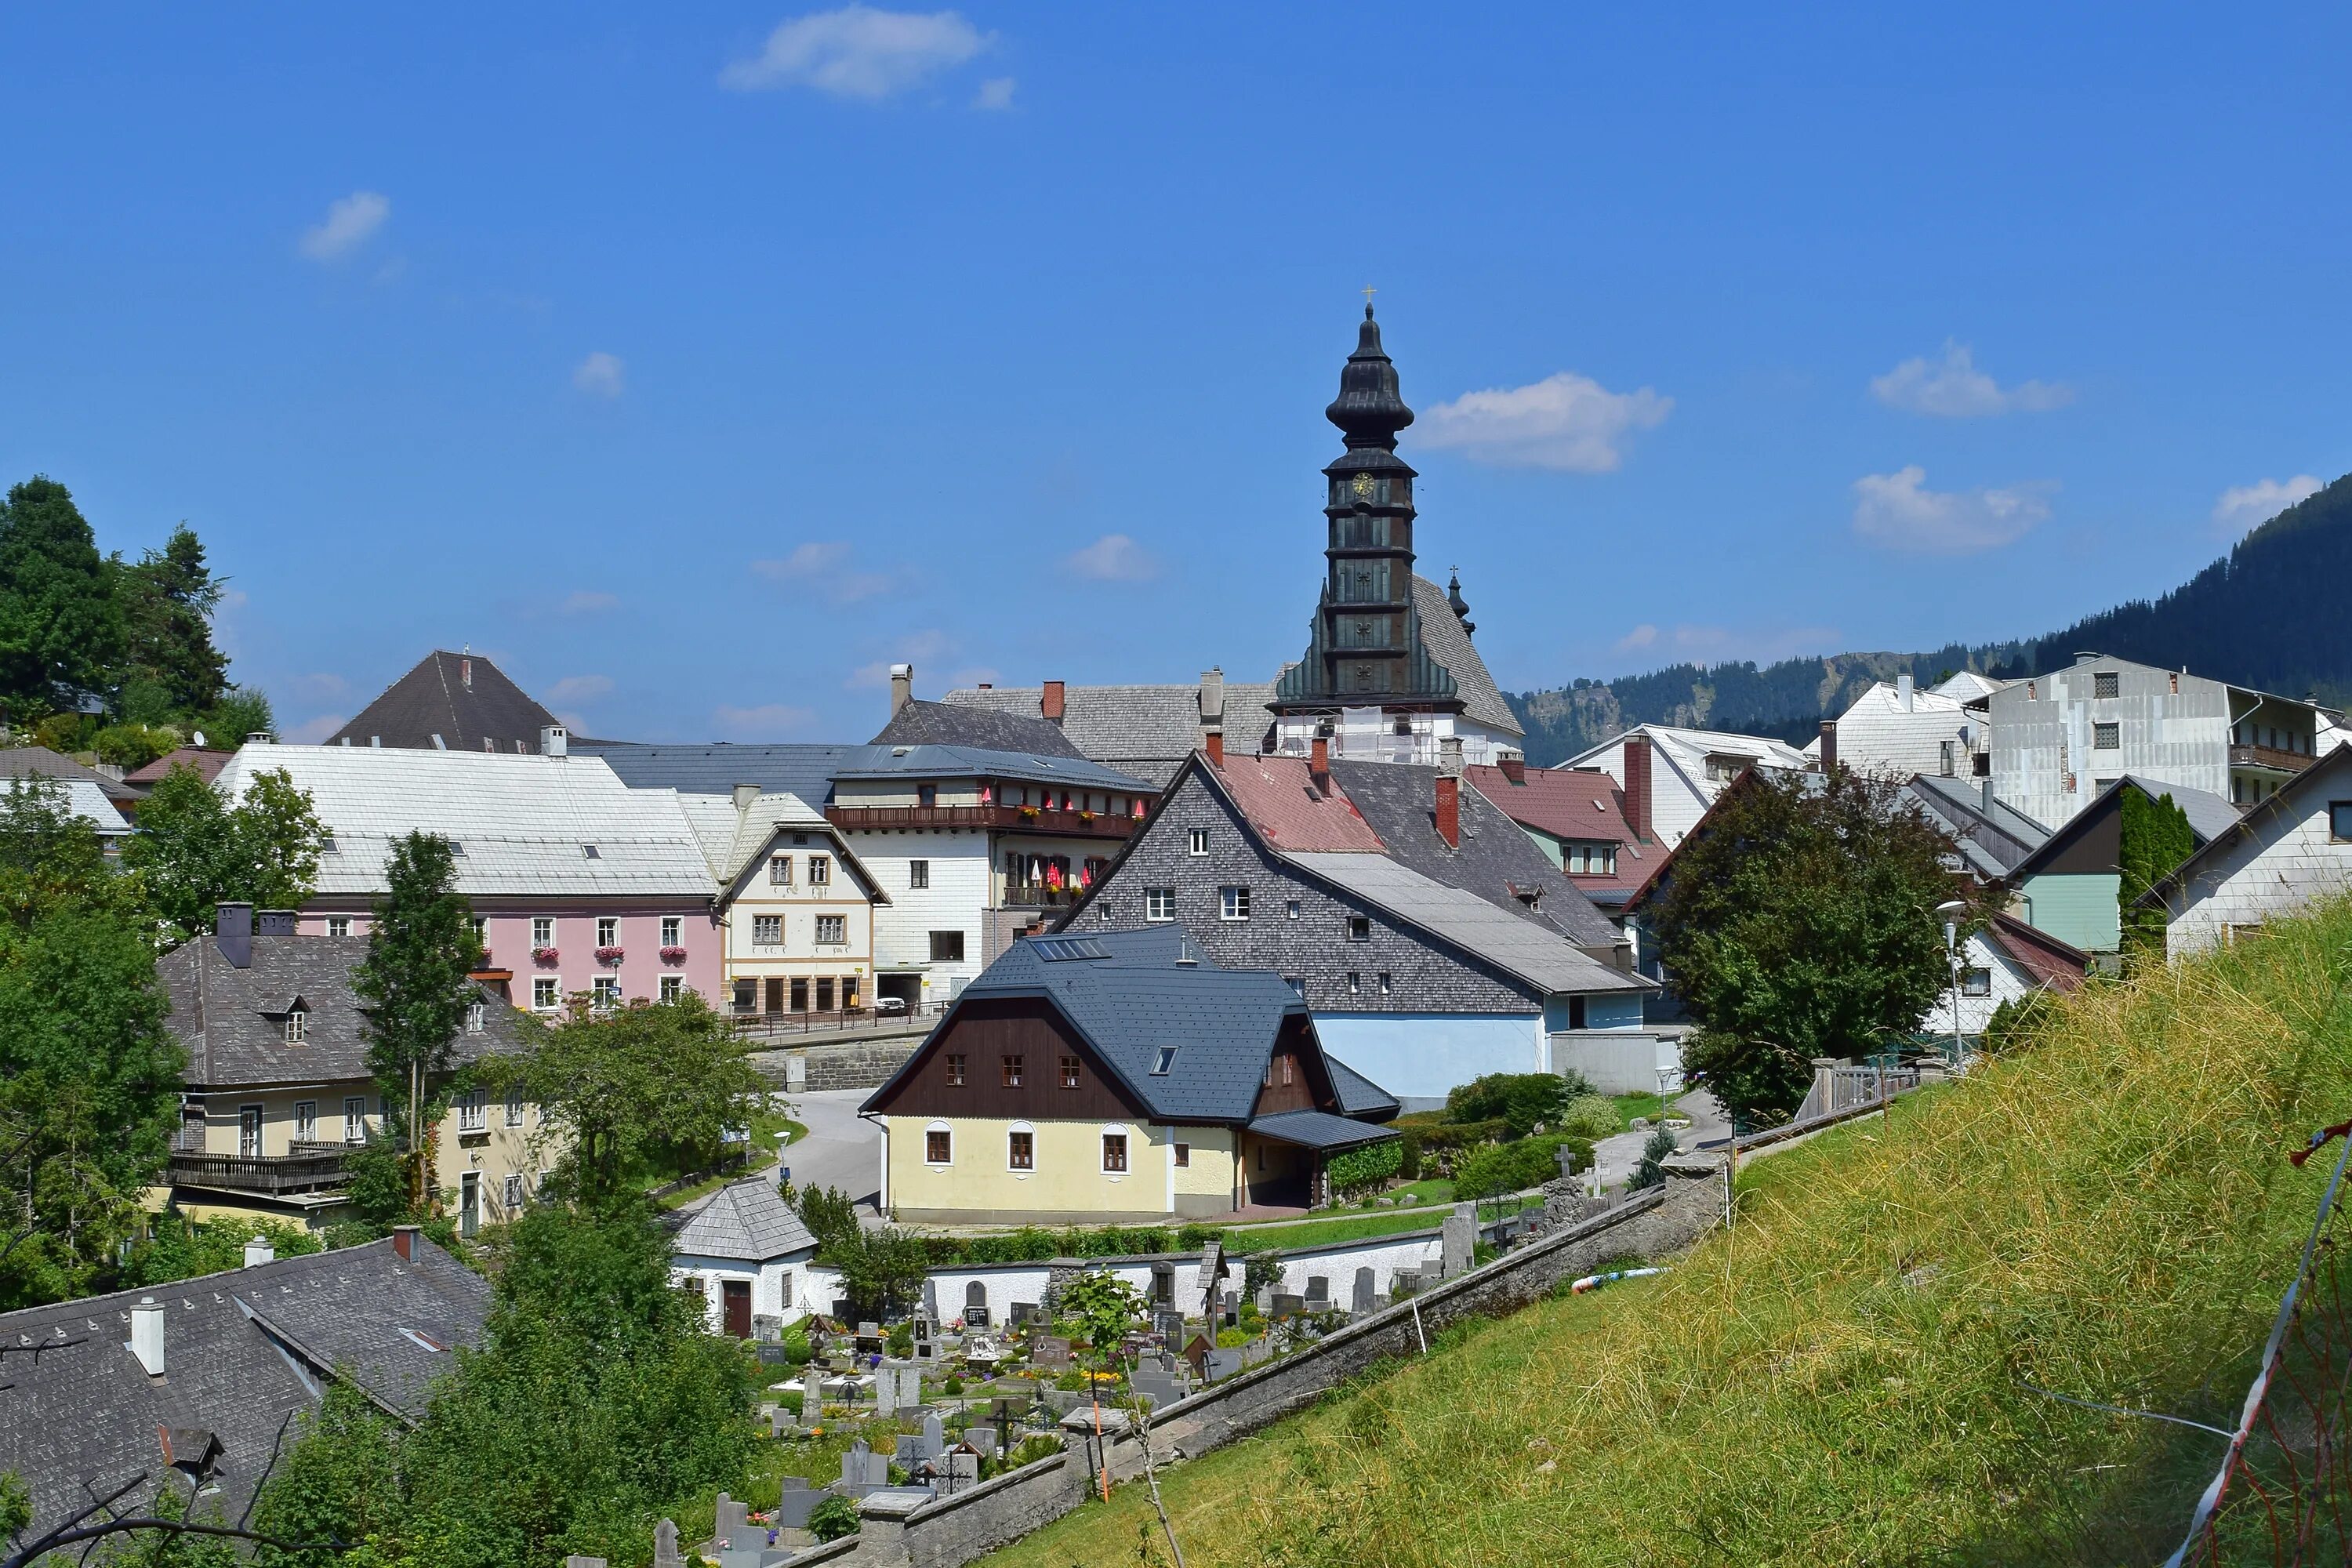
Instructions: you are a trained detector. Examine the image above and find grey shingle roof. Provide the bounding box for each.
[1326,1055,1401,1120]
[673,1178,818,1261]
[1248,1109,1398,1150]
[0,746,143,804]
[328,651,562,753]
[871,699,1086,758]
[834,744,1152,793]
[2006,773,2243,883]
[0,1235,487,1541]
[1904,775,2052,879]
[577,742,866,804]
[939,683,1279,789]
[862,926,1399,1127]
[161,932,535,1089]
[1409,574,1523,737]
[1329,760,1621,949]
[1284,853,1651,997]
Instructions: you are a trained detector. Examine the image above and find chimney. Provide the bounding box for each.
[540,725,569,758]
[889,663,913,716]
[370,735,381,748]
[1817,720,1838,774]
[460,657,473,689]
[1309,735,1330,790]
[1498,754,1526,786]
[1622,735,1652,844]
[256,910,297,937]
[1435,737,1464,849]
[215,903,253,969]
[392,1225,420,1262]
[1041,681,1065,723]
[1204,728,1225,768]
[129,1296,165,1377]
[1982,777,1994,813]
[1896,672,1915,712]
[732,782,760,811]
[1198,668,1225,724]
[243,1235,274,1268]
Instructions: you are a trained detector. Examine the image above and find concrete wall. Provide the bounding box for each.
[1545,1030,1683,1094]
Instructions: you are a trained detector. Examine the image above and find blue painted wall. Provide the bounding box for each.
[1312,1012,1544,1102]
[1541,992,1646,1033]
[2020,873,2121,953]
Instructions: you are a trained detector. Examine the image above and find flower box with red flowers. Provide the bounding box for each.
[532,946,559,965]
[659,946,688,964]
[594,946,626,966]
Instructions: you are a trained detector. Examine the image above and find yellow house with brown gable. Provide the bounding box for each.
[860,926,1399,1225]
[159,904,557,1236]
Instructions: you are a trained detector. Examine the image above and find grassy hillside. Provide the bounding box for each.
[992,897,2352,1566]
[1511,470,2352,763]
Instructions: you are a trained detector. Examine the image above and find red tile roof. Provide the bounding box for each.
[125,747,233,786]
[1208,754,1385,852]
[1984,911,2090,993]
[1465,764,1657,898]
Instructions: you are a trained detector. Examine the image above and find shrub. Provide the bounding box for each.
[1445,1073,1585,1135]
[1454,1134,1595,1200]
[1557,1094,1624,1141]
[782,1328,812,1366]
[1216,1327,1250,1348]
[1983,991,2062,1055]
[942,1374,964,1395]
[1242,1252,1285,1298]
[885,1320,913,1358]
[1325,1138,1403,1198]
[807,1496,861,1541]
[1006,1434,1062,1468]
[1054,1370,1088,1392]
[1628,1126,1679,1190]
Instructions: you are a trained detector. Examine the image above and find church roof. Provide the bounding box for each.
[1410,574,1522,736]
[328,651,562,754]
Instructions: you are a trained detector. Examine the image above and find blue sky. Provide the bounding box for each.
[5,5,2350,743]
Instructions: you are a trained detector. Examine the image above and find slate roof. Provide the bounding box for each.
[2005,773,2242,883]
[212,745,714,900]
[673,1178,818,1262]
[872,699,1087,758]
[1247,1109,1397,1151]
[672,789,887,898]
[1408,574,1522,736]
[328,651,564,753]
[0,745,143,804]
[1904,774,2053,880]
[125,746,234,786]
[0,1235,487,1541]
[939,681,1280,789]
[1325,1056,1403,1120]
[577,742,866,804]
[1329,760,1622,949]
[161,931,536,1089]
[862,926,1399,1127]
[1284,853,1651,997]
[833,744,1152,793]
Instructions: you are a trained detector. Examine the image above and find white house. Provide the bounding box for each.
[1802,673,1987,782]
[677,787,889,1017]
[670,1178,824,1335]
[2143,742,2352,957]
[1922,913,2089,1040]
[1558,725,1809,850]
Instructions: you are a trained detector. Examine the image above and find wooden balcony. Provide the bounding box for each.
[168,1144,352,1196]
[1001,884,1084,909]
[825,804,1138,840]
[2230,742,2316,775]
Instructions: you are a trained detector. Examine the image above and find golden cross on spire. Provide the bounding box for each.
[1361,285,1377,306]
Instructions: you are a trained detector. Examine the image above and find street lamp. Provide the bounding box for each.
[1934,899,1968,1065]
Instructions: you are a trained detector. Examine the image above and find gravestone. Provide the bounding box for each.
[800,1367,825,1414]
[772,1486,822,1531]
[1441,1203,1475,1278]
[964,1279,989,1319]
[1150,1261,1176,1305]
[965,1423,998,1457]
[753,1313,784,1343]
[755,1342,789,1366]
[564,1557,606,1567]
[1556,1142,1581,1180]
[768,1406,792,1438]
[1009,1300,1040,1327]
[714,1494,747,1537]
[964,1304,991,1329]
[1131,1367,1181,1412]
[653,1518,684,1568]
[922,1277,940,1321]
[1269,1292,1303,1319]
[895,1435,922,1465]
[1032,1334,1073,1370]
[728,1523,768,1553]
[1352,1267,1375,1314]
[1153,1308,1185,1342]
[1305,1276,1329,1306]
[923,1411,945,1452]
[948,1449,979,1484]
[840,1439,890,1493]
[1388,1268,1417,1300]
[1253,1285,1274,1313]
[1203,1347,1244,1381]
[1220,1290,1239,1327]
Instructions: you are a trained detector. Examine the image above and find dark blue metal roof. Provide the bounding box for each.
[1247,1109,1401,1151]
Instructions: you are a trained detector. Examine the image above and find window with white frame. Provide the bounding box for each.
[284,1007,307,1044]
[659,975,682,1003]
[466,1000,485,1034]
[533,977,559,1011]
[293,1101,317,1142]
[470,916,488,946]
[328,916,351,938]
[1102,1131,1129,1173]
[770,855,793,885]
[343,1096,367,1143]
[506,1085,524,1127]
[925,1124,953,1165]
[1186,828,1209,855]
[532,916,554,947]
[909,859,930,890]
[1145,887,1176,922]
[597,917,619,947]
[1962,967,1993,996]
[591,976,621,1011]
[808,855,830,886]
[1007,1126,1034,1171]
[503,1172,524,1210]
[815,914,847,945]
[1219,885,1250,920]
[661,916,681,946]
[753,915,783,946]
[458,1089,487,1133]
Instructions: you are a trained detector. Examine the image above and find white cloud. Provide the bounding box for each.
[572,351,626,398]
[714,703,816,738]
[291,672,349,700]
[1064,533,1156,582]
[546,674,615,704]
[283,713,348,745]
[561,590,620,615]
[1852,466,2051,555]
[299,191,390,261]
[753,542,850,579]
[1613,624,1658,653]
[2212,474,2322,536]
[974,75,1015,110]
[722,5,989,98]
[1419,372,1671,472]
[1869,342,2073,417]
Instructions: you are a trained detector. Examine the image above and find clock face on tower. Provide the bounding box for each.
[1352,471,1375,500]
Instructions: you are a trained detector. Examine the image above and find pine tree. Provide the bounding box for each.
[0,477,126,715]
[352,833,480,1209]
[118,522,230,723]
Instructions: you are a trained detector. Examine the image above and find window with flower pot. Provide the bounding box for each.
[532,916,554,947]
[661,916,682,946]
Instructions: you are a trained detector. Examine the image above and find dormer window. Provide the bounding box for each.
[284,1007,307,1044]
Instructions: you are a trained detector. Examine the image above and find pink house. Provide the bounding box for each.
[213,735,722,1013]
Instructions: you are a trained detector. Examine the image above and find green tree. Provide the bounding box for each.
[0,777,183,1307]
[1628,1125,1679,1190]
[1646,768,1966,1127]
[1058,1268,1144,1363]
[820,1223,932,1319]
[1443,1072,1586,1136]
[795,1184,861,1250]
[126,764,325,945]
[498,992,761,1203]
[352,833,479,1209]
[2118,786,2195,971]
[117,523,230,724]
[0,476,126,714]
[200,685,274,747]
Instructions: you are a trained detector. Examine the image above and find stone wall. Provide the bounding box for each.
[751,1038,924,1092]
[844,1159,1728,1566]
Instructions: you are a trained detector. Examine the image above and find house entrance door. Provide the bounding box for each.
[459,1172,480,1238]
[238,1105,263,1158]
[764,978,786,1014]
[722,1279,753,1338]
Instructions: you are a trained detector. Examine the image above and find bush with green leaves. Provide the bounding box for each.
[1324,1138,1403,1197]
[782,1327,813,1366]
[1006,1434,1062,1469]
[1453,1134,1595,1200]
[1443,1073,1587,1136]
[1242,1252,1286,1298]
[1983,991,2063,1055]
[123,1214,321,1286]
[807,1495,862,1542]
[1629,1126,1680,1190]
[1557,1094,1624,1142]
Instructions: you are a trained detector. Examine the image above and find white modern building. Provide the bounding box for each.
[1802,673,1991,781]
[1558,725,1809,849]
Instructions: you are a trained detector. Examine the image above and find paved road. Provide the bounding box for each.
[1589,1087,1729,1188]
[775,1087,886,1214]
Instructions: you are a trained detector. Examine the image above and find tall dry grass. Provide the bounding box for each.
[989,897,2352,1567]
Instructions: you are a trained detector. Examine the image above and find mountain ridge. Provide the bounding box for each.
[1506,470,2352,765]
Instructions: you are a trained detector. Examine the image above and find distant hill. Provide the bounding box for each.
[1508,470,2352,765]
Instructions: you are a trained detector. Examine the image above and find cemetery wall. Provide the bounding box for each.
[799,1038,924,1091]
[851,1161,1727,1566]
[1258,1228,1443,1301]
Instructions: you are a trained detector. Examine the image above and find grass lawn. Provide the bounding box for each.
[1607,1091,1666,1129]
[1220,1196,1540,1256]
[647,1105,808,1210]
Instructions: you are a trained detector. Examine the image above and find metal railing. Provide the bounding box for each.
[727,1003,945,1040]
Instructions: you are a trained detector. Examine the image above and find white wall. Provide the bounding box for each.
[671,1247,824,1328]
[2161,786,2352,956]
[1546,1032,1683,1094]
[1987,659,2235,830]
[1918,928,2042,1039]
[850,829,991,1000]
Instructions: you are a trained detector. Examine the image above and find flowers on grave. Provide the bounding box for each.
[594,946,625,965]
[659,945,688,964]
[531,946,559,964]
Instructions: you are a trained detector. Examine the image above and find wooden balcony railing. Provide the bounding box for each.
[168,1146,351,1196]
[2230,743,2316,775]
[1001,885,1084,908]
[823,804,1138,840]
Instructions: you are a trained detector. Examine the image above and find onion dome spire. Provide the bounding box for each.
[1447,569,1474,636]
[1324,303,1415,452]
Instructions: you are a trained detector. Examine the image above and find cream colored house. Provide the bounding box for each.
[678,787,888,1018]
[861,926,1399,1225]
[159,903,555,1234]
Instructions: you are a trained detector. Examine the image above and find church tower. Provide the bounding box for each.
[1270,306,1465,740]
